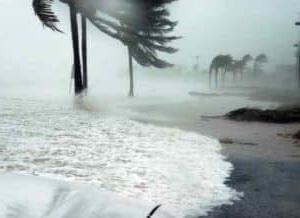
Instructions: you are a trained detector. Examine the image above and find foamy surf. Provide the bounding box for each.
[0,173,172,218]
[0,97,241,217]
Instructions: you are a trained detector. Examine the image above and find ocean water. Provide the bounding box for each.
[0,96,241,217]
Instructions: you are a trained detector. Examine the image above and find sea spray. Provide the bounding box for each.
[0,97,241,217]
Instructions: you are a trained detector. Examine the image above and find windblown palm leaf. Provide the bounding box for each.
[33,0,179,68]
[242,54,253,63]
[255,54,268,64]
[210,54,232,70]
[32,0,62,32]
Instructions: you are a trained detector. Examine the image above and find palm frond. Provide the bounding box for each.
[79,0,179,68]
[34,0,179,68]
[146,204,161,218]
[32,0,62,32]
[255,54,268,63]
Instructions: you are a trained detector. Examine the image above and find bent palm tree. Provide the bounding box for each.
[220,55,233,86]
[230,54,253,82]
[239,54,253,80]
[253,54,268,78]
[209,55,222,89]
[122,0,179,97]
[228,60,241,83]
[209,54,232,88]
[33,0,86,94]
[33,0,179,95]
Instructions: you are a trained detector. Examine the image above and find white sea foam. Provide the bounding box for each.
[0,173,172,218]
[0,97,241,217]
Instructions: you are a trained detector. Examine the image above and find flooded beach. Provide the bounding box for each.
[0,94,241,217]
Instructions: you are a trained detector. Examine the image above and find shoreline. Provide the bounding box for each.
[137,117,300,218]
[192,119,300,218]
[129,91,300,218]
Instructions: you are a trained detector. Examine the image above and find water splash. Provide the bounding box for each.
[0,97,241,217]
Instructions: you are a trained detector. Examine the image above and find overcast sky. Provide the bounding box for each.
[0,0,299,90]
[170,0,300,68]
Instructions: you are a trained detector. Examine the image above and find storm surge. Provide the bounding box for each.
[0,97,241,217]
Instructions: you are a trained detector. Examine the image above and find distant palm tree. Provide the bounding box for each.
[209,55,222,89]
[220,55,233,86]
[230,54,253,82]
[209,54,233,88]
[253,54,268,77]
[227,60,240,83]
[240,54,253,80]
[193,56,200,71]
[33,0,179,96]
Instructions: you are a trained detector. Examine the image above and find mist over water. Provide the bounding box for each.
[1,0,300,217]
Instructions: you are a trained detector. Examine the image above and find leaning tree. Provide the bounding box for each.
[230,54,253,82]
[239,54,253,80]
[32,0,179,96]
[120,0,179,97]
[227,60,239,83]
[209,54,233,88]
[253,54,268,77]
[220,54,233,87]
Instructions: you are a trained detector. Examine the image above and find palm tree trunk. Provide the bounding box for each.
[215,70,218,88]
[209,71,212,89]
[240,70,243,81]
[81,15,88,92]
[298,55,300,89]
[222,69,227,88]
[253,62,258,79]
[69,4,83,95]
[233,71,236,83]
[128,47,134,97]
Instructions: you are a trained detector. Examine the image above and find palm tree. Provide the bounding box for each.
[229,60,241,82]
[220,55,233,86]
[81,14,88,92]
[119,21,135,98]
[209,54,232,88]
[32,0,179,96]
[240,54,253,80]
[33,0,87,94]
[230,54,253,82]
[122,0,179,98]
[253,54,268,77]
[193,56,200,71]
[127,47,135,97]
[209,55,222,89]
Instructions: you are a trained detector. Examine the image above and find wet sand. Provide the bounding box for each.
[193,119,300,218]
[127,89,300,218]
